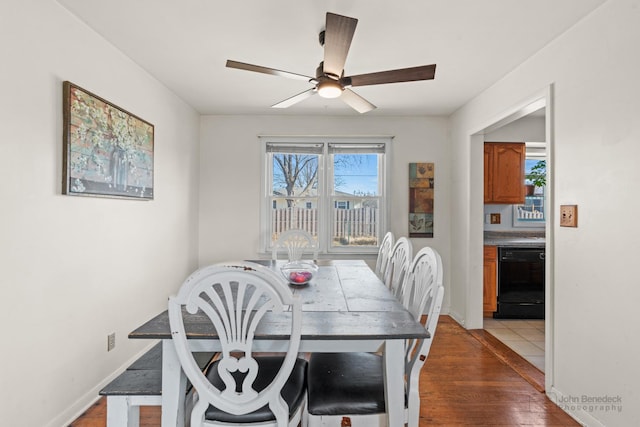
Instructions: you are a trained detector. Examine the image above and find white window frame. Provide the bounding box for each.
[260,136,391,256]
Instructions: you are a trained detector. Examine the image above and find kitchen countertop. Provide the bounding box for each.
[484,231,546,247]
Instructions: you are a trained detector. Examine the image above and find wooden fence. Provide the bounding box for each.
[272,207,378,239]
[272,207,318,236]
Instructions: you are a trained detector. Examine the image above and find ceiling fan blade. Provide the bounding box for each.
[226,60,314,82]
[272,88,317,109]
[340,89,376,114]
[323,12,358,78]
[348,64,436,87]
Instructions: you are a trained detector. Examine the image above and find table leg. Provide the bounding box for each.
[162,339,187,427]
[383,339,405,426]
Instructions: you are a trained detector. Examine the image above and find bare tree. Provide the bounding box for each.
[273,153,365,206]
[273,154,318,206]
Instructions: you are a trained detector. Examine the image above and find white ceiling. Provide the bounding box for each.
[57,0,605,116]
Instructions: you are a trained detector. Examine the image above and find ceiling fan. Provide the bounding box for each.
[226,12,436,113]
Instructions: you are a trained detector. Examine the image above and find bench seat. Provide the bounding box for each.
[99,342,215,427]
[100,369,162,396]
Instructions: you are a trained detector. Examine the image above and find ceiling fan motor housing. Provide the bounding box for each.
[316,62,341,81]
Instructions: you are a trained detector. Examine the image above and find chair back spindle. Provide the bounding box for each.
[383,237,413,298]
[374,231,395,279]
[272,229,318,262]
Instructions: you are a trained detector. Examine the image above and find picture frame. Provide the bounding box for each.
[409,162,434,237]
[62,81,154,199]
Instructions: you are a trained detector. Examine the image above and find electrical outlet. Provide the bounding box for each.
[490,213,501,224]
[107,333,116,351]
[560,205,578,227]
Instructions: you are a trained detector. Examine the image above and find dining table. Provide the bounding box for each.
[129,259,429,427]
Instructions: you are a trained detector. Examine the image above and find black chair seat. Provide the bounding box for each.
[204,356,308,423]
[308,352,393,416]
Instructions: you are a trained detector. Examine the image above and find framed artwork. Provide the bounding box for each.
[409,162,434,237]
[62,81,154,199]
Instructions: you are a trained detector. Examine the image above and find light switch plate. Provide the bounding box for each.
[560,205,578,227]
[490,213,501,224]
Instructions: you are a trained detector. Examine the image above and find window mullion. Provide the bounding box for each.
[318,144,329,253]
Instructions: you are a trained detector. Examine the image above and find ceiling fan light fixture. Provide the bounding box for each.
[317,80,342,98]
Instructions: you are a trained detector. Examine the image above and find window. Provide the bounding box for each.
[261,137,389,255]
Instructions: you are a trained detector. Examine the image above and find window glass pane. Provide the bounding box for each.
[331,198,379,247]
[270,197,318,244]
[335,200,350,209]
[333,154,378,196]
[525,158,546,196]
[271,153,318,197]
[525,159,538,175]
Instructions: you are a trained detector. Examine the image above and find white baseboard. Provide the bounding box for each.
[547,387,610,427]
[448,309,466,328]
[48,341,160,427]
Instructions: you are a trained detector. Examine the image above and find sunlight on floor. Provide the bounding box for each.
[483,318,545,372]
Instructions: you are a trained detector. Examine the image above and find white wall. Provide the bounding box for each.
[199,114,450,299]
[485,115,546,143]
[0,1,200,426]
[483,202,546,231]
[449,0,640,425]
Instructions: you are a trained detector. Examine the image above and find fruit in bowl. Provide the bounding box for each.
[281,261,318,285]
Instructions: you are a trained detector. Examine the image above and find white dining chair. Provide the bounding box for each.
[374,231,394,280]
[168,261,308,427]
[272,229,318,262]
[399,246,443,320]
[306,248,444,427]
[382,236,413,299]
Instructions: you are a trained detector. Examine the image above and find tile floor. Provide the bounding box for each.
[483,318,545,372]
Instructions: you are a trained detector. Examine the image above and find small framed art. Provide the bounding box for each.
[409,162,434,237]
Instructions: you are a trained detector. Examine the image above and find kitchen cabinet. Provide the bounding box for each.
[484,142,525,204]
[483,245,497,316]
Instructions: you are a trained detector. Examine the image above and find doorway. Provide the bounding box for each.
[470,88,553,389]
[483,319,545,371]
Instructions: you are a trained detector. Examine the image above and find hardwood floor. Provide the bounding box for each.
[70,316,579,426]
[421,317,576,426]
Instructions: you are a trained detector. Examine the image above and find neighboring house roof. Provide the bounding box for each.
[273,187,354,198]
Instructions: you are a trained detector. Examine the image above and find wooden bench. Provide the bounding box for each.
[99,342,214,427]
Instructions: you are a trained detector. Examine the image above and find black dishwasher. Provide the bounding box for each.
[494,247,545,319]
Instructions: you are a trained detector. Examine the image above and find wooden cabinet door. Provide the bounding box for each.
[492,143,525,203]
[484,142,525,204]
[484,144,493,204]
[483,245,497,315]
